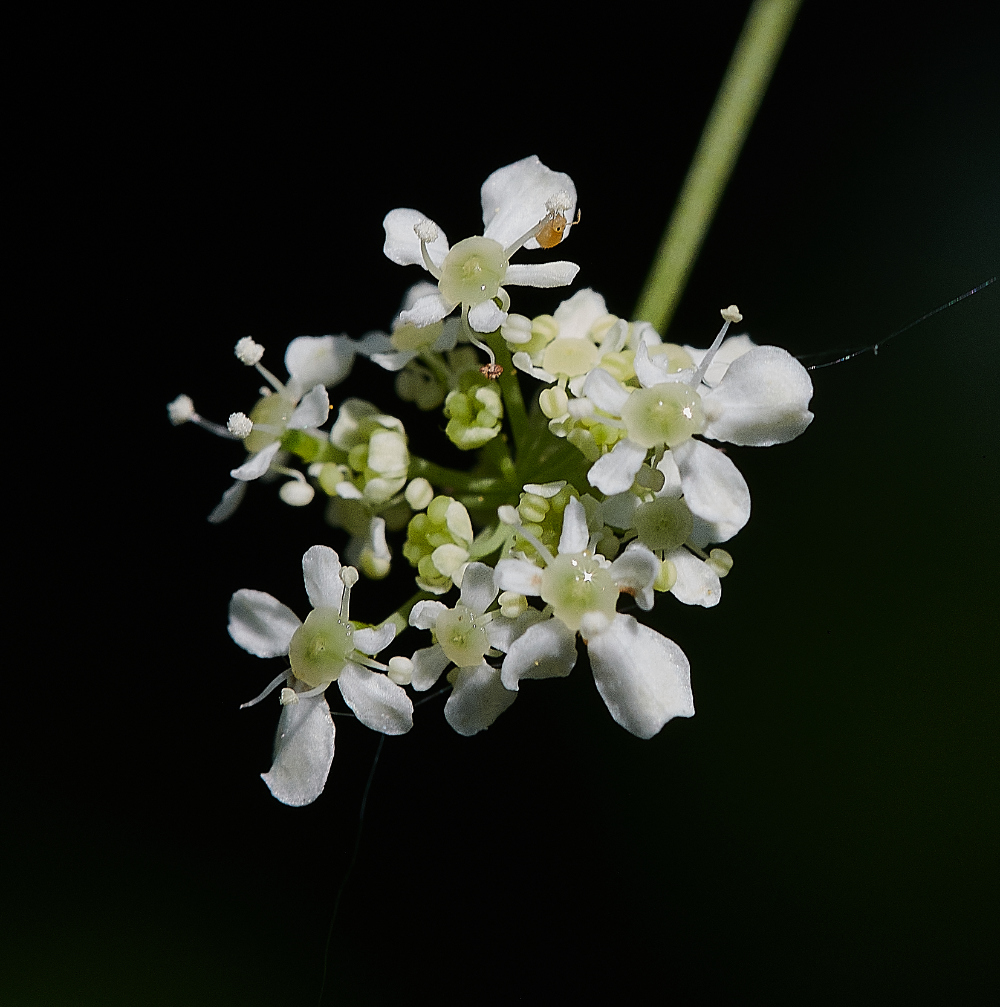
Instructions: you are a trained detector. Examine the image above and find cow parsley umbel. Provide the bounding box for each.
[171,156,814,805]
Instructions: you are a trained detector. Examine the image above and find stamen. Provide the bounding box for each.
[167,394,196,425]
[280,683,328,704]
[461,307,497,365]
[227,412,254,438]
[351,654,389,672]
[240,669,292,709]
[339,565,359,621]
[503,216,549,258]
[235,337,265,366]
[414,220,443,279]
[689,304,742,387]
[167,396,239,438]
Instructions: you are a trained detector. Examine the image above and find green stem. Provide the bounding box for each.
[377,591,434,638]
[418,349,455,390]
[487,334,529,450]
[409,456,503,495]
[633,0,803,334]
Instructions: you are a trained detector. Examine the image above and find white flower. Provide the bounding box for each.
[509,289,628,390]
[382,156,581,334]
[228,545,412,806]
[408,562,524,736]
[494,498,694,739]
[209,335,356,522]
[583,314,814,498]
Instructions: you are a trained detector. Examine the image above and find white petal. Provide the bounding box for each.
[261,693,335,807]
[672,439,751,543]
[410,600,448,630]
[633,339,671,389]
[301,545,344,610]
[558,496,589,554]
[207,480,247,524]
[382,208,449,267]
[353,623,396,656]
[230,441,281,480]
[493,558,544,596]
[445,663,517,736]
[445,500,474,543]
[503,262,580,288]
[666,549,722,608]
[480,155,577,250]
[486,607,548,653]
[587,438,646,495]
[553,288,610,339]
[460,562,498,614]
[337,663,413,735]
[655,452,683,498]
[583,367,629,416]
[284,335,356,394]
[511,351,555,382]
[410,644,451,691]
[609,545,660,611]
[588,614,694,739]
[287,384,330,430]
[500,618,578,690]
[468,299,507,333]
[398,292,453,329]
[701,345,814,446]
[228,589,300,658]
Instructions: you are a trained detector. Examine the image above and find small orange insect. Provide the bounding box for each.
[535,208,581,249]
[480,363,504,381]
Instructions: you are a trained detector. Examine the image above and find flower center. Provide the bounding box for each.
[540,553,618,632]
[435,604,489,668]
[288,607,355,688]
[541,337,599,378]
[438,237,507,308]
[621,384,705,449]
[633,497,693,552]
[244,393,293,453]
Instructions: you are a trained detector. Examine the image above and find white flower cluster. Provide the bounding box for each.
[171,157,815,805]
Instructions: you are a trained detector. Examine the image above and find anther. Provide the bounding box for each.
[227,412,254,438]
[235,337,265,366]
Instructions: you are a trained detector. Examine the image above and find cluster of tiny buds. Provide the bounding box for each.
[235,337,265,366]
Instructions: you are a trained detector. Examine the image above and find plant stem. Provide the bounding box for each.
[377,591,434,637]
[408,455,502,495]
[487,334,529,450]
[632,0,803,334]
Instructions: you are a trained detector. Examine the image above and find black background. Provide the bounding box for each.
[12,3,998,1004]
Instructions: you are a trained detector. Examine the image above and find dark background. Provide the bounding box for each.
[12,3,997,1003]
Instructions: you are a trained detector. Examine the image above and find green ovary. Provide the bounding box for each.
[435,605,489,667]
[621,384,705,449]
[288,607,355,688]
[245,393,293,453]
[633,497,693,552]
[540,554,618,632]
[438,237,507,307]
